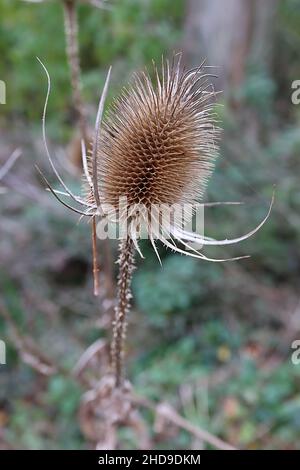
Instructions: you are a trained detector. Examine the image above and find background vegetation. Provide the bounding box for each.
[0,0,300,449]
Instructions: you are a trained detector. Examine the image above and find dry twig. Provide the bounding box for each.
[0,149,22,182]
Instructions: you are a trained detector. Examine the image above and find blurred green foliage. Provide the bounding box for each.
[0,0,183,137]
[1,0,300,451]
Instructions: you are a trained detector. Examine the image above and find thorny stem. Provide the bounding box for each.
[111,237,135,388]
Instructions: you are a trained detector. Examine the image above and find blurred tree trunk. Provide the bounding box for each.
[183,0,278,97]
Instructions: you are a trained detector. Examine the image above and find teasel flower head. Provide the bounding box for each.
[84,56,273,262]
[100,58,217,208]
[93,57,215,252]
[37,55,273,264]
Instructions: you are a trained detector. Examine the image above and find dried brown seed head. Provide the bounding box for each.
[96,57,219,212]
[37,56,272,263]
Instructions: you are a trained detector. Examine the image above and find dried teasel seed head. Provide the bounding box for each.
[82,57,273,262]
[36,56,273,264]
[97,56,219,213]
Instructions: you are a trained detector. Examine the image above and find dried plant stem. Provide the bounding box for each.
[63,0,100,293]
[0,149,22,182]
[111,237,135,387]
[92,216,100,296]
[133,396,236,451]
[62,0,115,299]
[63,0,88,142]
